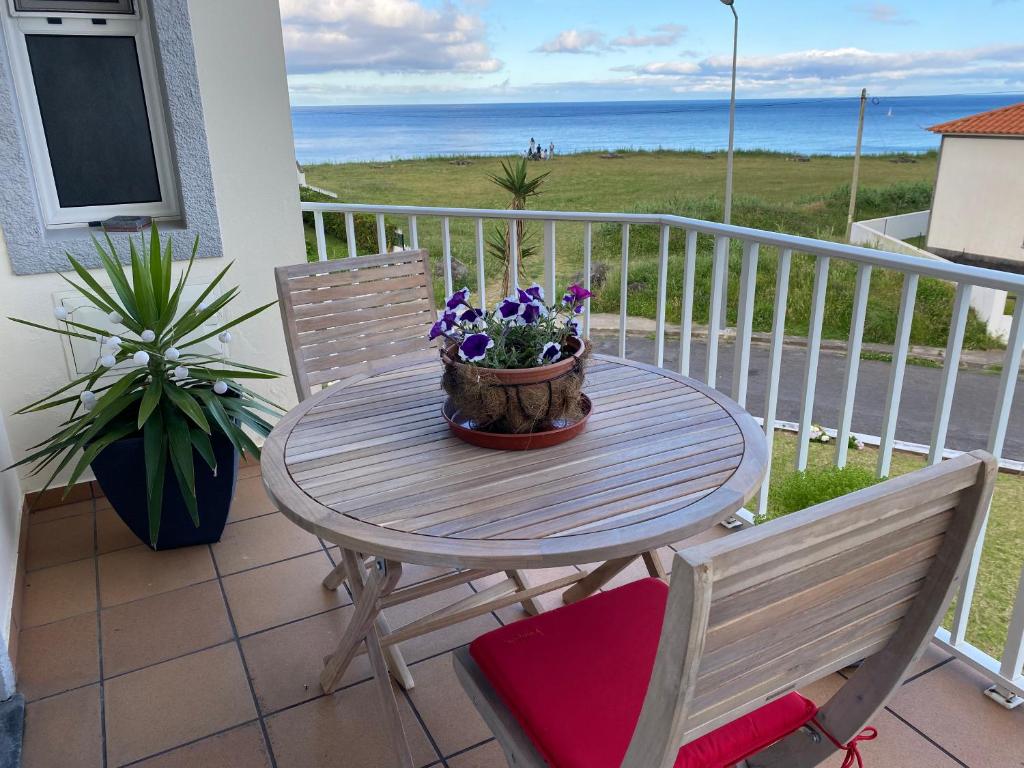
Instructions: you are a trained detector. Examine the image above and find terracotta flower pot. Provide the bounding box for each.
[440,335,585,385]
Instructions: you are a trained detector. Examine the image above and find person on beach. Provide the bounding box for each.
[529,137,536,156]
[549,142,555,159]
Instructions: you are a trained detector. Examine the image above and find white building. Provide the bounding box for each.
[926,102,1024,273]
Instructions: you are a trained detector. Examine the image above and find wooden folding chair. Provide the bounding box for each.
[455,450,997,768]
[274,250,545,691]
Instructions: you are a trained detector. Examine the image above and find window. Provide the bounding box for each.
[2,0,179,228]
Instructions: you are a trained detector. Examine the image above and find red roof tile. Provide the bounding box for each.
[928,102,1024,136]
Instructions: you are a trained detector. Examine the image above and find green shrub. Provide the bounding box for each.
[300,187,400,255]
[762,465,880,523]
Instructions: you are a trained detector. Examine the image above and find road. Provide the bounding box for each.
[590,334,1024,462]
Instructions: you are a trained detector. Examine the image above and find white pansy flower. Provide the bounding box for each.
[108,311,123,324]
[133,350,150,366]
[218,331,232,344]
[165,347,180,361]
[99,354,116,368]
[173,366,188,381]
[140,329,156,343]
[213,381,228,395]
[54,306,69,320]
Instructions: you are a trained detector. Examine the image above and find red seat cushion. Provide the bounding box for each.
[470,578,817,768]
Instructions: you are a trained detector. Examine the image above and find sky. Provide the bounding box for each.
[279,0,1024,106]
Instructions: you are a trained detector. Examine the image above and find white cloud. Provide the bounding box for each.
[851,3,915,25]
[614,44,1024,92]
[279,0,502,74]
[610,24,687,48]
[533,29,607,55]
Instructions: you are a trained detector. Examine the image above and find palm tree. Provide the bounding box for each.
[486,158,550,296]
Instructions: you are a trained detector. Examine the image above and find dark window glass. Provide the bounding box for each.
[25,34,161,209]
[14,1,134,14]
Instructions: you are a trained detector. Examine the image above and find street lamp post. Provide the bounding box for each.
[721,0,738,227]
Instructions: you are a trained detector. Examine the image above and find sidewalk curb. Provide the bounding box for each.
[587,314,1015,373]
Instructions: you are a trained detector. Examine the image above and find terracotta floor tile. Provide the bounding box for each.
[101,581,233,677]
[223,550,350,636]
[474,567,581,624]
[96,507,144,554]
[212,513,321,575]
[104,643,257,766]
[21,558,97,628]
[407,653,492,756]
[17,612,99,701]
[132,722,271,768]
[888,657,1024,766]
[447,740,507,768]
[28,498,93,526]
[241,604,372,714]
[238,456,262,479]
[385,584,502,664]
[602,547,675,590]
[227,475,277,522]
[265,678,437,768]
[22,685,103,768]
[98,544,216,607]
[26,513,95,571]
[818,709,962,768]
[93,490,113,510]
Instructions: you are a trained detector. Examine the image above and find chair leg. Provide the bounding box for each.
[322,560,347,591]
[506,569,543,616]
[366,623,415,768]
[642,550,668,580]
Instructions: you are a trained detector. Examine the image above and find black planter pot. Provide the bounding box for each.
[91,430,240,550]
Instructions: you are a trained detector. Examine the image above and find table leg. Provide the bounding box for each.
[506,569,543,616]
[323,555,415,690]
[642,550,668,580]
[366,623,415,768]
[562,555,637,604]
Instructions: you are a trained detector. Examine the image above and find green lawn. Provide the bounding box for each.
[765,431,1022,661]
[302,149,1000,351]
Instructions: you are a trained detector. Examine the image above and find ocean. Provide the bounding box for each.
[291,93,1022,165]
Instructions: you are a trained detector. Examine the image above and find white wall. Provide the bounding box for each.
[0,405,22,646]
[0,0,304,497]
[928,136,1024,265]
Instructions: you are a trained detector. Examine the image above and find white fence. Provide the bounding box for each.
[851,210,1013,342]
[302,200,1024,705]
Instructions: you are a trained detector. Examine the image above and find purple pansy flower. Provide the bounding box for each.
[446,287,471,310]
[538,342,562,364]
[497,297,524,324]
[458,332,494,363]
[566,317,581,336]
[521,302,547,324]
[459,306,486,327]
[428,310,458,340]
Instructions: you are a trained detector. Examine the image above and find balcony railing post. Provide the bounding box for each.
[655,224,670,368]
[544,221,556,304]
[757,247,793,518]
[409,215,419,249]
[706,236,728,388]
[796,255,830,470]
[732,241,759,408]
[508,219,519,293]
[475,218,486,308]
[344,212,357,258]
[835,263,872,467]
[619,224,630,358]
[441,216,453,297]
[1000,567,1024,680]
[928,282,972,464]
[376,214,387,254]
[582,222,593,338]
[877,272,919,478]
[951,294,1024,645]
[679,230,697,377]
[313,210,327,261]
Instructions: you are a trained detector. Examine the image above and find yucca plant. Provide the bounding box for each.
[486,158,549,295]
[6,225,281,545]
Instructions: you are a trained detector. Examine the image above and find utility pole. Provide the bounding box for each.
[846,88,868,241]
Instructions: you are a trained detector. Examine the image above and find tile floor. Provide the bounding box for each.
[16,463,1022,767]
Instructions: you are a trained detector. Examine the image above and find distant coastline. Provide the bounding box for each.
[290,93,1020,164]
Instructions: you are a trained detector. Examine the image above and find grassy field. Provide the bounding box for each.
[766,431,1022,661]
[303,149,1001,351]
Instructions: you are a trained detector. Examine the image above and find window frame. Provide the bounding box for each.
[10,0,135,16]
[2,0,180,229]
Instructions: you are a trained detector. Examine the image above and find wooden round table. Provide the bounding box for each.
[261,354,767,767]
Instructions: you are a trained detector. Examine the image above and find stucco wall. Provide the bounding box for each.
[928,136,1024,265]
[0,0,303,498]
[0,406,21,643]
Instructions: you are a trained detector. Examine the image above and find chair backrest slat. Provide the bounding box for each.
[621,450,997,768]
[275,250,438,399]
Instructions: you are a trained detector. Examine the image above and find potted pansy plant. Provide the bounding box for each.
[5,227,282,549]
[434,282,592,441]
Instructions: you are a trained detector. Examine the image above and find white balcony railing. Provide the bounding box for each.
[302,200,1024,706]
